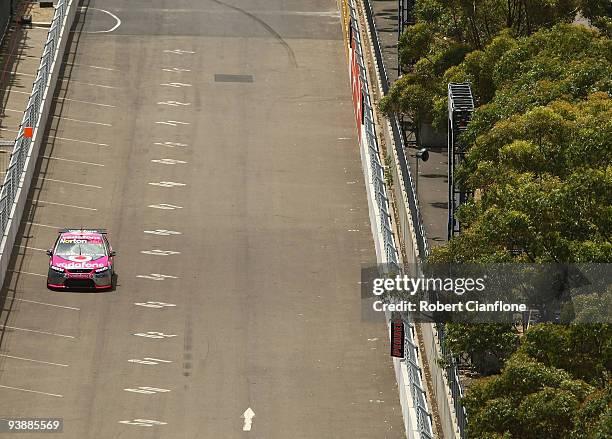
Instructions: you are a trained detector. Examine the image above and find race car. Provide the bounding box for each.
[46,229,115,290]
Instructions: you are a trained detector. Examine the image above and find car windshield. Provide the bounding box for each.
[55,239,106,257]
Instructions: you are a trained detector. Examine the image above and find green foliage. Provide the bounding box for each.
[579,0,612,35]
[382,27,471,126]
[465,24,612,136]
[516,387,580,438]
[463,353,599,438]
[389,3,612,437]
[517,324,612,385]
[571,385,612,438]
[445,323,519,374]
[572,286,612,324]
[436,93,612,264]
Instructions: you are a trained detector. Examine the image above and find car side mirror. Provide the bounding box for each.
[109,251,116,257]
[46,249,53,256]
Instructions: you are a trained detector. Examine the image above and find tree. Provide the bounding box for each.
[463,353,596,438]
[571,385,612,438]
[433,93,612,264]
[445,323,519,374]
[517,324,612,386]
[464,24,612,140]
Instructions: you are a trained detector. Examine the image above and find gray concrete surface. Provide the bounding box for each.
[0,2,54,179]
[0,0,405,437]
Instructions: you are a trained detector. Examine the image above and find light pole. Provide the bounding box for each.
[413,147,429,194]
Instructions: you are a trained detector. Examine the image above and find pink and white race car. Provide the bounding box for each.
[46,229,115,290]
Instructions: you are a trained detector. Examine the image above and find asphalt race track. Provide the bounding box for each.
[0,1,404,437]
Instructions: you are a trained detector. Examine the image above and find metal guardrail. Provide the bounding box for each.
[359,1,467,437]
[437,324,468,436]
[348,1,399,268]
[361,0,429,261]
[404,318,435,439]
[347,1,434,438]
[0,0,69,233]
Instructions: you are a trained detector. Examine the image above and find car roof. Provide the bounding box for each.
[59,231,105,240]
[58,228,107,234]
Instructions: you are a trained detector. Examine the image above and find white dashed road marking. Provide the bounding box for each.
[43,155,105,167]
[2,325,75,339]
[6,297,80,310]
[0,354,69,367]
[9,270,46,277]
[128,357,172,365]
[160,83,192,88]
[154,141,188,148]
[164,49,195,54]
[0,385,63,398]
[157,100,191,107]
[0,129,110,147]
[55,96,116,108]
[25,221,61,229]
[151,158,187,165]
[60,78,116,89]
[64,62,119,71]
[52,116,112,127]
[144,229,182,236]
[118,419,167,427]
[133,331,178,339]
[140,249,181,256]
[155,120,190,126]
[16,244,46,252]
[136,273,179,281]
[162,67,191,73]
[37,177,102,188]
[148,181,186,188]
[148,203,183,210]
[30,200,97,211]
[124,387,171,394]
[134,301,177,309]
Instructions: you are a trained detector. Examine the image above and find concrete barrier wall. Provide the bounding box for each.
[0,0,77,288]
[354,0,463,437]
[341,1,435,437]
[420,323,462,438]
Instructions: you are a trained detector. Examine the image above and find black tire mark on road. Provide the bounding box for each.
[209,0,298,68]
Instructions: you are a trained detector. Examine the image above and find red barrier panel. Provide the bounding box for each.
[350,38,362,139]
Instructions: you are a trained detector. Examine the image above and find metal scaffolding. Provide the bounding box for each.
[447,83,474,240]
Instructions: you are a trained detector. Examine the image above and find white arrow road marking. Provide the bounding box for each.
[128,357,173,365]
[148,203,183,210]
[151,158,187,165]
[133,331,177,339]
[136,273,179,281]
[164,49,195,54]
[155,120,190,127]
[242,408,255,431]
[148,181,186,188]
[134,301,177,309]
[162,67,191,73]
[154,141,188,148]
[119,419,167,427]
[141,249,181,256]
[157,100,191,106]
[124,387,171,394]
[160,83,192,88]
[144,229,182,236]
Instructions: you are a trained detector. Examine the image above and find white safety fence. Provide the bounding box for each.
[344,1,434,437]
[0,0,77,287]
